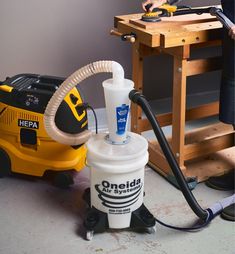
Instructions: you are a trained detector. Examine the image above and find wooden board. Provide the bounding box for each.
[148,122,235,182]
[130,13,217,30]
[184,147,235,181]
[149,146,235,182]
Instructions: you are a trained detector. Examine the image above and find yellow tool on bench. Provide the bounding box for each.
[141,3,233,27]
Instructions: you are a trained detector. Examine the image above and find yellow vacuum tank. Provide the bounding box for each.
[0,74,87,187]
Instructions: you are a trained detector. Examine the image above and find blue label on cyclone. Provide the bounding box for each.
[116,104,129,135]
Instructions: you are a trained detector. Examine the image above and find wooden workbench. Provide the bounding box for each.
[112,11,235,186]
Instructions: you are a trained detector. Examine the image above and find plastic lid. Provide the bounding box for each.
[86,132,148,162]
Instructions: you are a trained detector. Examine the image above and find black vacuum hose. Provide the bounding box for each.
[129,90,209,221]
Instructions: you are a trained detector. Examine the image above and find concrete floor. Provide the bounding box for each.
[0,166,234,254]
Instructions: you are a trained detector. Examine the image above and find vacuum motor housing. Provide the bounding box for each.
[0,74,87,178]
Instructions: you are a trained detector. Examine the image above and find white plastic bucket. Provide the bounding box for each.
[86,132,149,229]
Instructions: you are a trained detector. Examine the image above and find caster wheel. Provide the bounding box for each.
[146,225,157,234]
[53,171,74,188]
[0,149,11,178]
[85,230,94,241]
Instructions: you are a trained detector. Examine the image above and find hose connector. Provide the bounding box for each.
[129,89,146,104]
[207,194,235,219]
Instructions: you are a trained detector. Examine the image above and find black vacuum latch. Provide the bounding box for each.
[20,128,37,146]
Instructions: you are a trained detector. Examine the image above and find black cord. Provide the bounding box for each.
[155,215,211,232]
[86,105,98,134]
[77,103,98,134]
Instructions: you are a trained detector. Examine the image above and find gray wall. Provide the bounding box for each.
[0,0,220,108]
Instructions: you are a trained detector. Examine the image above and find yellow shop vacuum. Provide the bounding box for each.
[0,74,88,187]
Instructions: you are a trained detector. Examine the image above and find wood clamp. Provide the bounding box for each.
[110,30,136,43]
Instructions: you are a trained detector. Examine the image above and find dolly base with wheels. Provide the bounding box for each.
[83,194,156,241]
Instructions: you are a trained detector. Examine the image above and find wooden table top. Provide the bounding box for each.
[114,12,222,48]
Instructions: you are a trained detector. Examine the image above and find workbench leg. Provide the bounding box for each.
[172,56,187,169]
[131,43,144,134]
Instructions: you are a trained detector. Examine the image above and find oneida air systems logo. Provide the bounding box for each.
[95,179,142,214]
